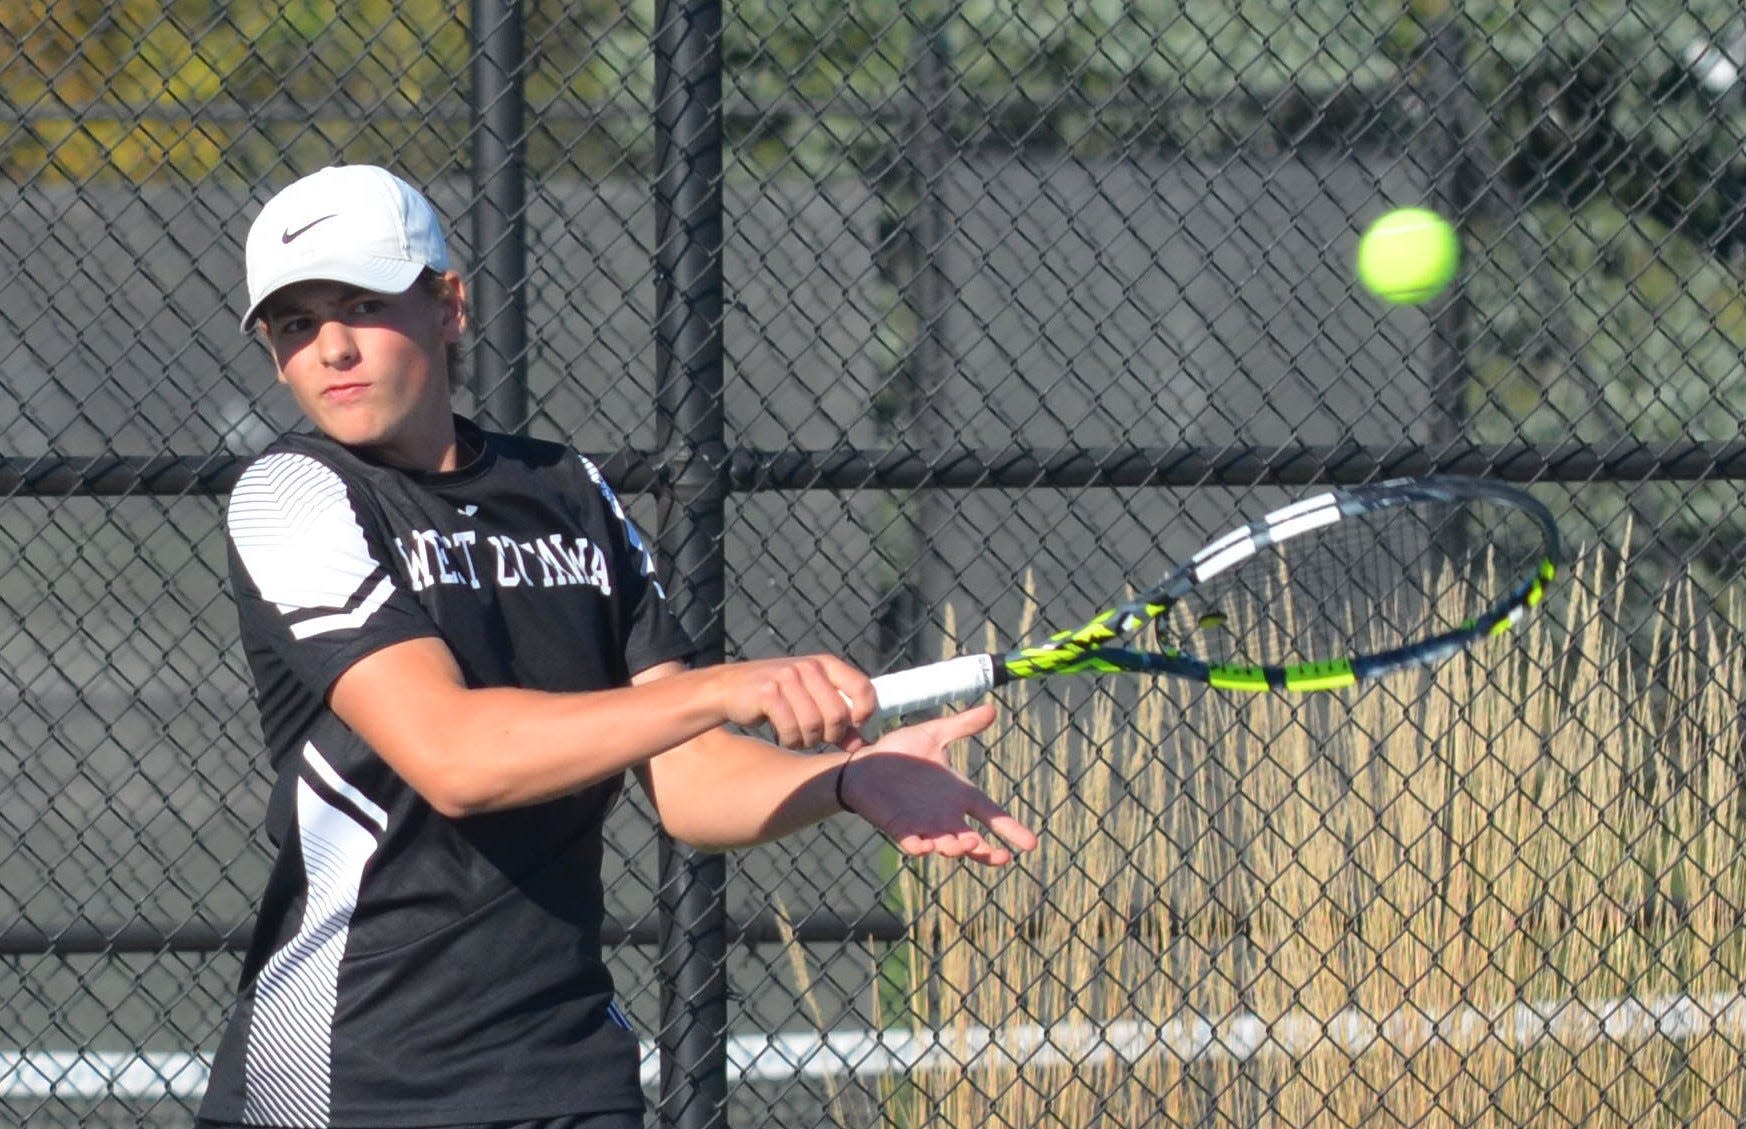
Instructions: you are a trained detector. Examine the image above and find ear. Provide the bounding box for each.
[437,271,468,343]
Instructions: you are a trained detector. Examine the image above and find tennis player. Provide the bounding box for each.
[195,164,1037,1129]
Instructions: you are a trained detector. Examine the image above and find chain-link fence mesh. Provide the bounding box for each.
[7,1,1746,1126]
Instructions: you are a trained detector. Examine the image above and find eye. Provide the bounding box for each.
[276,314,314,336]
[349,297,387,318]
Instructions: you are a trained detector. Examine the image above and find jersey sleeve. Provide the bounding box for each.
[576,456,697,674]
[226,451,442,696]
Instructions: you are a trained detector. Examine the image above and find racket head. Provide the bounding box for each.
[1002,476,1559,692]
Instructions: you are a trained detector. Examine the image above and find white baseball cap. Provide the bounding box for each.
[240,164,452,334]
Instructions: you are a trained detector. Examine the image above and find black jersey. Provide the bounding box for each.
[199,417,694,1128]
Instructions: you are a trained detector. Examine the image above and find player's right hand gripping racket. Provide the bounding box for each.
[868,475,1559,721]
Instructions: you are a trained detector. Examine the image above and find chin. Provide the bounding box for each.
[313,419,387,450]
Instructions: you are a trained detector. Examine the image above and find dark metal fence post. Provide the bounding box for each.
[1422,16,1475,454]
[469,0,529,433]
[877,17,953,672]
[652,1,729,1127]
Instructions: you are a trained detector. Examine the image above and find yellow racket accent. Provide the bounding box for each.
[1046,615,1118,647]
[1008,647,1131,678]
[1016,602,1175,678]
[1526,559,1555,607]
[1283,659,1357,691]
[1208,666,1269,692]
[1208,659,1357,692]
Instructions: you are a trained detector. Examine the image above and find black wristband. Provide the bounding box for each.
[834,751,858,814]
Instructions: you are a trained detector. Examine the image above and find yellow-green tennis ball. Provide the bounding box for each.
[1356,207,1460,305]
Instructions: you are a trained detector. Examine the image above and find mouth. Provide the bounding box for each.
[322,382,371,404]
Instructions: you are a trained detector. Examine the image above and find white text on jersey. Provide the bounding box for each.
[393,529,613,595]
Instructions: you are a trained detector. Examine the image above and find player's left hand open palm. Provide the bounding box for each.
[838,703,1039,866]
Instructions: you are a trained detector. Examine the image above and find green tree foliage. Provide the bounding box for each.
[5,0,1742,193]
[1,1,469,184]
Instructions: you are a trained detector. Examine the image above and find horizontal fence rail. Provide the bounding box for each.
[7,440,1746,497]
[0,909,908,957]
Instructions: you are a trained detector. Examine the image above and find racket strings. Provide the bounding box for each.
[1158,499,1542,667]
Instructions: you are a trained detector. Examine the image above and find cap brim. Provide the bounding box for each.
[239,256,427,335]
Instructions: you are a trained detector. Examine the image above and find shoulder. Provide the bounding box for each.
[475,426,625,508]
[227,444,372,555]
[230,427,362,502]
[230,431,351,500]
[226,446,392,608]
[231,448,346,517]
[472,421,571,472]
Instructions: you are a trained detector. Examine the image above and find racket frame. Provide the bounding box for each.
[868,475,1558,720]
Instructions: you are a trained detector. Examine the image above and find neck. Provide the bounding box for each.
[353,412,464,474]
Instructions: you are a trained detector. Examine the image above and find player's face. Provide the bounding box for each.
[261,273,468,471]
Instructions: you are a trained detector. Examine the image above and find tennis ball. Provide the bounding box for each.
[1355,207,1460,305]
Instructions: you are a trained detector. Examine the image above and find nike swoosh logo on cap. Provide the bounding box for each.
[281,215,338,243]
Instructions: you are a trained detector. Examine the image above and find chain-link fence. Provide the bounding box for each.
[7,1,1746,1126]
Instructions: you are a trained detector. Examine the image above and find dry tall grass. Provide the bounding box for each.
[889,548,1746,1128]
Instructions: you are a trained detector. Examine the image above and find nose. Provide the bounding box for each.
[316,317,359,367]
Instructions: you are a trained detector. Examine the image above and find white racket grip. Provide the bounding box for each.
[869,654,998,723]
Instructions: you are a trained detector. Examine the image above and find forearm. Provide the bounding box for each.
[639,729,852,849]
[334,642,746,816]
[410,676,749,814]
[330,641,873,818]
[645,704,1043,869]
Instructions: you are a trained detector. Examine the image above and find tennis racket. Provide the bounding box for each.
[868,475,1558,721]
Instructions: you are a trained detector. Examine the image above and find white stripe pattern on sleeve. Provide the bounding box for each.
[287,576,397,641]
[229,454,393,636]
